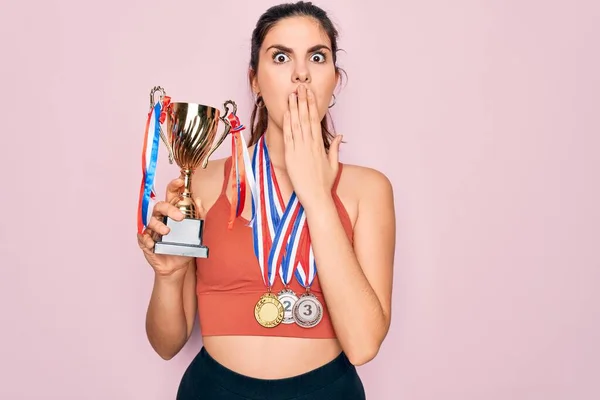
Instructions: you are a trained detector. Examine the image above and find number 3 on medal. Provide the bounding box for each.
[303,303,312,317]
[292,293,323,328]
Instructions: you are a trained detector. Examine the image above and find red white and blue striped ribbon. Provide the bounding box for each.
[137,96,170,234]
[294,224,317,289]
[228,113,257,229]
[251,135,314,289]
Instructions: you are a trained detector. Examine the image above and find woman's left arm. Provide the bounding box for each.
[284,85,396,365]
[303,170,396,366]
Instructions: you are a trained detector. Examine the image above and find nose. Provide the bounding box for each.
[292,62,311,83]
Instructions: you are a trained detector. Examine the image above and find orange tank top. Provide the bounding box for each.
[195,156,354,338]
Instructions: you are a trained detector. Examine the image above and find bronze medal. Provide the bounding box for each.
[292,291,323,328]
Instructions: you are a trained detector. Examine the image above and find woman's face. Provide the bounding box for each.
[251,16,338,130]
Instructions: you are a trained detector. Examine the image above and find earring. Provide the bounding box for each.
[328,94,336,108]
[255,94,265,108]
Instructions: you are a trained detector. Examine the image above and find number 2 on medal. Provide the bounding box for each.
[303,304,312,316]
[283,300,292,311]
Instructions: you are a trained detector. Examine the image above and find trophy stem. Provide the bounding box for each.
[177,168,197,219]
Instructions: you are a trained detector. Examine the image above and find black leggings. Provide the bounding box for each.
[176,347,366,400]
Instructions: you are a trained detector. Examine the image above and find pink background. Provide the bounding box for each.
[1,0,599,399]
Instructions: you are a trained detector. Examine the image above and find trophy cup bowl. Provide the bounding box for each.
[154,97,238,258]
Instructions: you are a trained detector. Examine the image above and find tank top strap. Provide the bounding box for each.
[332,162,344,192]
[220,156,232,195]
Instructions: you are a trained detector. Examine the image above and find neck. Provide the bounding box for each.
[263,121,286,170]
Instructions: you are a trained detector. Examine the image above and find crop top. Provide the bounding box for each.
[195,156,354,338]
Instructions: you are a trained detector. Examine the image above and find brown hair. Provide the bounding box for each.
[248,1,346,152]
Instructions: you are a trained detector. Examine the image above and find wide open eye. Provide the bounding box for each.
[310,52,326,63]
[272,52,290,63]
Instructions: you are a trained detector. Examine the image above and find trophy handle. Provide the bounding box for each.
[149,86,175,164]
[158,125,175,164]
[201,100,237,168]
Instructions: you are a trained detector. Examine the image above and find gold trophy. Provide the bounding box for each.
[150,86,238,258]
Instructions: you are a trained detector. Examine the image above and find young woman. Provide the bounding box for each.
[137,2,396,399]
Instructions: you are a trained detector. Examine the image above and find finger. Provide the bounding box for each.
[329,134,343,169]
[306,88,322,144]
[137,232,155,252]
[137,233,145,249]
[142,226,160,242]
[168,194,182,206]
[289,91,302,143]
[297,85,310,141]
[147,215,170,236]
[165,178,185,203]
[152,201,185,221]
[283,111,294,150]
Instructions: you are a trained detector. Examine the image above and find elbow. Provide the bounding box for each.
[154,337,188,360]
[346,341,381,366]
[155,346,182,361]
[146,327,188,361]
[157,349,177,360]
[149,343,174,360]
[147,337,184,361]
[346,326,389,366]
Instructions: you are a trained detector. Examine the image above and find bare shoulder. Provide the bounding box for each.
[338,163,394,202]
[334,163,394,229]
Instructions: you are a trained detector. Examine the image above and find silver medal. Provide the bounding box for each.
[292,292,323,328]
[277,288,299,324]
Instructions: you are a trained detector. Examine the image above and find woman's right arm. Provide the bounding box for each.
[137,177,205,360]
[145,260,197,360]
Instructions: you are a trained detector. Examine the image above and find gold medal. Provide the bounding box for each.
[254,292,284,328]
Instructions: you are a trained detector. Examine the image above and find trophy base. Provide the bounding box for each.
[154,217,209,258]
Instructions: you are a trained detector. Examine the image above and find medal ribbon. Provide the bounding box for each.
[251,137,274,287]
[227,113,253,229]
[137,96,171,234]
[251,136,313,289]
[294,223,317,289]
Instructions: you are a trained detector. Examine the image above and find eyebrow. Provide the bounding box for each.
[265,44,332,54]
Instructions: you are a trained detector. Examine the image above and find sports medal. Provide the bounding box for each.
[292,227,323,328]
[277,288,299,324]
[251,136,321,328]
[254,291,284,328]
[292,290,323,328]
[250,136,288,328]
